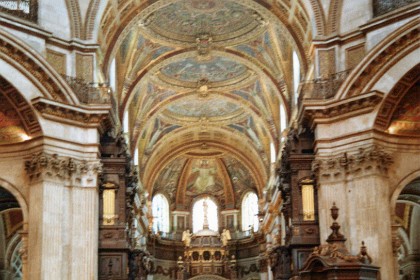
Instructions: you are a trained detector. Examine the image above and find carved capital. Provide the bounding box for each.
[313,145,393,179]
[25,152,102,187]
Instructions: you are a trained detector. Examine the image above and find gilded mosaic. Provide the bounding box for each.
[145,0,263,43]
[160,56,247,83]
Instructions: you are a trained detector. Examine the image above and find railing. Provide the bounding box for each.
[61,75,111,105]
[0,0,37,22]
[299,69,351,101]
[152,230,254,241]
[373,0,419,17]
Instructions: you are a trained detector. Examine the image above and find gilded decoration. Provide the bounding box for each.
[100,0,305,235]
[388,81,420,136]
[164,95,243,120]
[159,56,248,84]
[0,93,28,144]
[0,77,41,144]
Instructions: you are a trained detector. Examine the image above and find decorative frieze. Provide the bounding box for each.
[312,145,393,179]
[24,152,102,187]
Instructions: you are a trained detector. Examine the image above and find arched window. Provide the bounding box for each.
[11,241,22,279]
[280,103,287,142]
[123,111,129,134]
[293,51,301,104]
[192,197,218,233]
[242,192,259,232]
[270,142,276,163]
[152,194,169,233]
[109,58,117,92]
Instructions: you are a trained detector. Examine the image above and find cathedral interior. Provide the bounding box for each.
[0,0,419,279]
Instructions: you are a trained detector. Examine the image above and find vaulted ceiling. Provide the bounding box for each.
[99,0,312,208]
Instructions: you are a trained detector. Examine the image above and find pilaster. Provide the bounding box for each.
[313,144,395,278]
[24,152,101,280]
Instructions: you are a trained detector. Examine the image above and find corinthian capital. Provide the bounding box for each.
[312,145,393,179]
[25,152,102,187]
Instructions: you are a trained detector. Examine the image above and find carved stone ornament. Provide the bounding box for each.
[196,33,213,57]
[25,152,102,187]
[300,203,378,278]
[32,97,110,127]
[312,145,393,178]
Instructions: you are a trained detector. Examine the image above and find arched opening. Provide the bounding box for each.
[0,186,24,280]
[192,197,218,233]
[394,178,420,279]
[152,193,170,233]
[241,192,259,232]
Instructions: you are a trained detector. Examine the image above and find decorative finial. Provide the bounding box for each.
[358,241,373,264]
[327,202,346,243]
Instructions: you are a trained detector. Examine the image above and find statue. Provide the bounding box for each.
[182,229,192,247]
[220,229,231,247]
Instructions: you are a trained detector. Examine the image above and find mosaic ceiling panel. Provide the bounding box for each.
[388,82,420,136]
[164,95,243,119]
[222,156,257,205]
[145,0,264,44]
[108,0,304,203]
[0,93,27,145]
[153,157,187,203]
[160,56,248,84]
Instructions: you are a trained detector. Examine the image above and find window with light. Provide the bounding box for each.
[152,194,169,233]
[241,192,259,232]
[192,197,218,233]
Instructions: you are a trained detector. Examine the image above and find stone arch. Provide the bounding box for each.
[64,0,82,39]
[0,29,79,105]
[336,18,420,100]
[391,170,420,215]
[374,63,420,131]
[120,47,291,125]
[83,0,102,40]
[326,0,343,35]
[308,0,327,36]
[0,178,28,226]
[99,0,312,78]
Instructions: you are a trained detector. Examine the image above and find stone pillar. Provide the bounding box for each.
[25,152,101,280]
[313,145,394,278]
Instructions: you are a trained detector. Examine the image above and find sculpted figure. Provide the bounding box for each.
[220,229,231,247]
[182,229,192,247]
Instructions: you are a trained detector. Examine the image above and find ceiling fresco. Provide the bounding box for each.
[104,0,309,208]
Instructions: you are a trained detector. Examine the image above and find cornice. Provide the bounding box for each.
[0,13,99,52]
[32,97,110,128]
[299,90,384,128]
[360,3,420,33]
[24,152,102,187]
